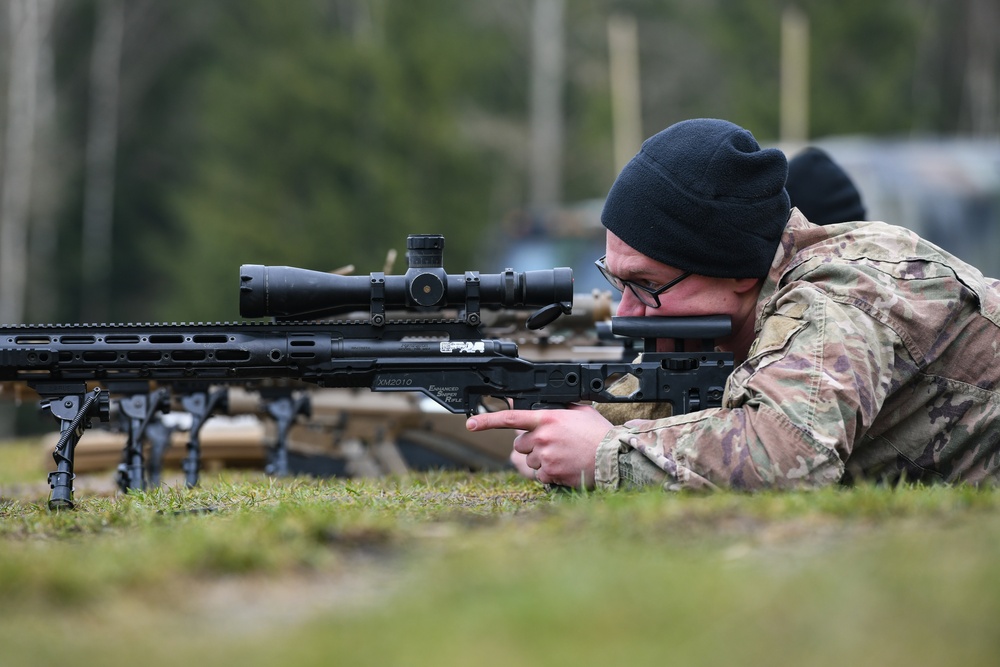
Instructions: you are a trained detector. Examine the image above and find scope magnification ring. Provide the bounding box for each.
[502,269,517,305]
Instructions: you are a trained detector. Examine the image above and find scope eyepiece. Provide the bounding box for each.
[239,234,574,324]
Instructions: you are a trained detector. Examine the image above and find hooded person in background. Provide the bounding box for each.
[467,118,1000,492]
[785,146,866,225]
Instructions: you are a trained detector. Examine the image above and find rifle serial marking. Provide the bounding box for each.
[376,378,413,387]
[439,341,485,354]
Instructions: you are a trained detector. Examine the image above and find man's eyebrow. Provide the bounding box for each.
[607,256,642,276]
[616,263,663,281]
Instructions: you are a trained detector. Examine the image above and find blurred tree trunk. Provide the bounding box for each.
[779,6,809,144]
[0,0,40,326]
[80,0,124,323]
[25,0,59,323]
[528,0,564,217]
[608,13,641,175]
[0,0,48,438]
[964,0,998,136]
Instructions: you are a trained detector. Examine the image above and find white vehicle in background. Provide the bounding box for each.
[800,137,1000,278]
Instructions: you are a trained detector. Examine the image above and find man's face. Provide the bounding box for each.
[603,231,744,319]
[601,231,765,356]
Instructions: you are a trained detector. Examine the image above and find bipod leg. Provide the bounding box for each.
[39,386,110,510]
[145,416,176,487]
[180,386,228,488]
[116,387,170,493]
[262,390,311,477]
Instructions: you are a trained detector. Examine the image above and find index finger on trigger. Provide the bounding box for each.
[466,409,537,433]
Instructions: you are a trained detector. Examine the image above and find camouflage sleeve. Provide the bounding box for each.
[594,282,895,491]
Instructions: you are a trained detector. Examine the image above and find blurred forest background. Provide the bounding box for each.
[1,0,999,325]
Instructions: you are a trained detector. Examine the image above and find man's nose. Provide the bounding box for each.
[615,288,646,317]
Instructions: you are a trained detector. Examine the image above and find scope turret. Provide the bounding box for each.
[239,234,574,327]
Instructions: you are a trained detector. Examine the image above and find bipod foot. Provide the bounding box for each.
[38,385,110,511]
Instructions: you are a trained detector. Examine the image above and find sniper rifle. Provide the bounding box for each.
[0,234,734,509]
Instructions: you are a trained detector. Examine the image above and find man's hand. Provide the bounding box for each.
[466,404,613,489]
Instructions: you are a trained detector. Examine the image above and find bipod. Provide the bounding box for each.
[115,384,171,493]
[261,388,311,477]
[177,385,229,487]
[145,415,177,487]
[37,383,110,510]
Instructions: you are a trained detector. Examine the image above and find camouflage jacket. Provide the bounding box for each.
[594,209,1000,491]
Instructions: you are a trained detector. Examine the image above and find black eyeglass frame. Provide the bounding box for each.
[594,255,692,308]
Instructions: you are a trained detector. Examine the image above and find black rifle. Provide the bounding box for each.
[0,234,734,509]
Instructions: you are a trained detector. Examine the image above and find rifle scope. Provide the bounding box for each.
[239,234,574,325]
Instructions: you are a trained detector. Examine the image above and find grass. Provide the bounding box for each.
[2,438,1000,666]
[0,436,51,486]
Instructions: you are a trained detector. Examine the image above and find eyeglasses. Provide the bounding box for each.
[594,255,692,308]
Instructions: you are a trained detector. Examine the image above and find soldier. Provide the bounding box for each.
[467,118,1000,491]
[785,146,866,225]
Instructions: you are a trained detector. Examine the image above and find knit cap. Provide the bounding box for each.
[601,118,790,278]
[785,146,866,225]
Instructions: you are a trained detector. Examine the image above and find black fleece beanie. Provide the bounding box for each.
[785,147,866,225]
[600,118,790,279]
